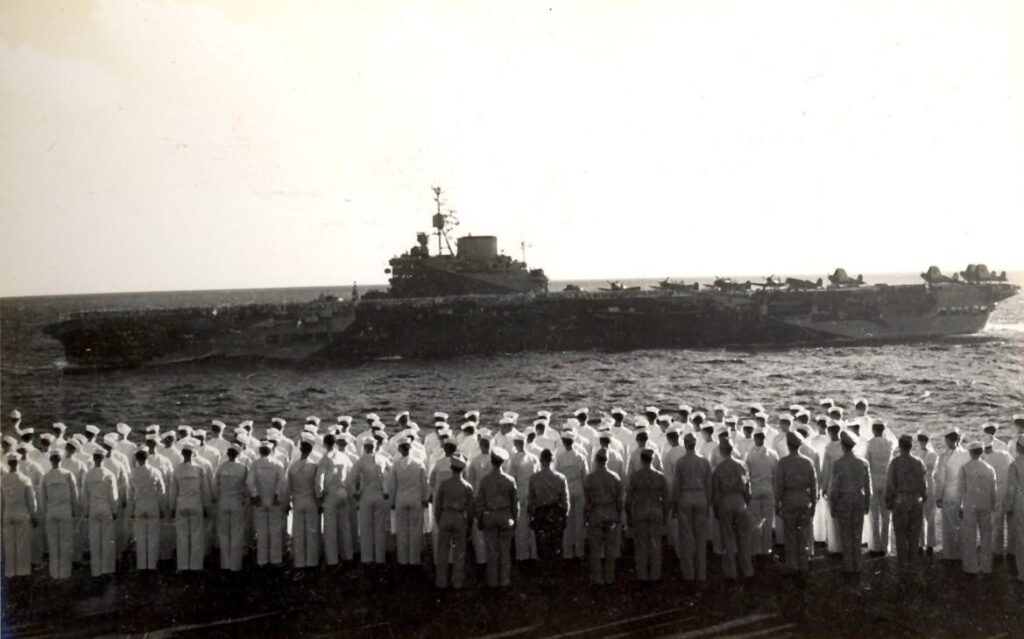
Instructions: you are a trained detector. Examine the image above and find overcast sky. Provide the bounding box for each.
[2,0,1022,297]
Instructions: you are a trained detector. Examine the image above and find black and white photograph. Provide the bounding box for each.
[2,1,1023,637]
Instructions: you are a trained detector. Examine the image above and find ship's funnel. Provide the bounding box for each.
[457,236,498,260]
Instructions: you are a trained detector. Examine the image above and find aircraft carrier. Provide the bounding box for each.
[43,189,1020,369]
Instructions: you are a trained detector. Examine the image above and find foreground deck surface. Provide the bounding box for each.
[4,545,1023,639]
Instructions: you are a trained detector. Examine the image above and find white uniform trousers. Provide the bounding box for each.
[253,505,284,565]
[291,502,321,568]
[46,513,75,579]
[133,505,161,570]
[217,505,246,571]
[514,495,537,561]
[394,501,425,565]
[960,506,993,574]
[1012,509,1024,582]
[175,507,205,571]
[748,492,774,555]
[812,496,829,543]
[89,514,117,576]
[921,494,937,549]
[991,499,1006,556]
[826,508,842,553]
[3,516,33,577]
[323,497,354,564]
[868,488,891,553]
[358,496,388,563]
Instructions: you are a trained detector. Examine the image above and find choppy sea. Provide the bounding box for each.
[2,274,1022,444]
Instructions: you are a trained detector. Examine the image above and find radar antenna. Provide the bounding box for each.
[431,186,457,256]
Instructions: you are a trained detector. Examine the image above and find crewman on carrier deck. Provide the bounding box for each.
[2,453,37,578]
[829,431,870,574]
[435,454,474,589]
[673,432,711,581]
[248,441,285,566]
[41,451,79,579]
[287,435,321,569]
[349,439,391,565]
[776,431,817,576]
[171,445,210,571]
[934,427,970,560]
[713,440,754,580]
[476,447,518,588]
[1007,435,1024,582]
[627,448,668,582]
[981,434,1013,557]
[215,445,248,571]
[129,449,166,571]
[885,434,927,575]
[507,431,539,562]
[584,447,623,585]
[83,448,119,576]
[958,440,997,575]
[746,427,778,560]
[528,448,569,561]
[912,431,939,554]
[318,434,355,565]
[387,437,429,566]
[555,428,589,560]
[866,420,895,555]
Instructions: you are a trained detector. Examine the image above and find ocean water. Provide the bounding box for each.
[2,274,1022,444]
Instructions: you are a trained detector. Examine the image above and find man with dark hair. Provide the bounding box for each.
[713,441,753,580]
[934,428,969,561]
[247,440,286,566]
[912,431,938,554]
[958,440,997,575]
[41,450,78,579]
[673,432,712,581]
[215,445,248,571]
[776,431,818,577]
[528,448,569,561]
[83,448,119,576]
[829,431,870,574]
[477,447,518,587]
[287,436,321,569]
[885,435,926,574]
[2,452,37,578]
[627,448,668,582]
[349,439,390,565]
[866,420,895,555]
[170,445,210,572]
[435,454,474,589]
[318,433,355,566]
[387,437,429,567]
[584,447,622,585]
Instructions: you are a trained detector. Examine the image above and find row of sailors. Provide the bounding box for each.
[3,405,1024,587]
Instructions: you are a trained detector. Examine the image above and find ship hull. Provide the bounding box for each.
[43,282,1018,369]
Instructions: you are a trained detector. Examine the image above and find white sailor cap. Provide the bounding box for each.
[233,427,247,436]
[634,426,650,438]
[778,413,793,424]
[270,417,286,427]
[257,439,272,450]
[692,411,707,423]
[561,430,578,441]
[337,415,353,425]
[533,418,548,427]
[2,435,18,447]
[826,419,842,430]
[748,402,765,412]
[9,409,22,420]
[193,429,207,438]
[370,421,384,430]
[644,406,660,415]
[145,433,160,443]
[85,424,100,435]
[981,423,998,433]
[677,404,692,414]
[795,410,811,420]
[499,416,515,426]
[503,411,519,422]
[753,426,767,436]
[463,410,480,419]
[180,442,197,454]
[819,397,835,406]
[828,406,844,416]
[712,404,727,413]
[490,447,510,462]
[39,433,55,443]
[478,429,493,441]
[18,427,35,436]
[177,425,193,435]
[510,430,526,442]
[611,407,627,417]
[656,415,673,425]
[102,432,119,445]
[724,415,738,426]
[460,422,476,432]
[945,426,961,437]
[406,422,420,433]
[394,411,410,422]
[211,419,226,429]
[788,404,805,412]
[1012,414,1024,423]
[966,440,984,451]
[437,426,453,438]
[433,412,448,420]
[305,415,321,425]
[5,453,18,462]
[815,414,829,424]
[303,423,319,434]
[536,410,552,420]
[366,413,380,422]
[633,416,648,427]
[574,407,589,417]
[854,398,869,408]
[713,425,730,438]
[52,422,67,431]
[300,432,317,444]
[116,423,131,435]
[741,419,756,430]
[666,424,684,436]
[239,420,254,429]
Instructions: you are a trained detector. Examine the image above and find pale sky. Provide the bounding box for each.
[2,0,1022,297]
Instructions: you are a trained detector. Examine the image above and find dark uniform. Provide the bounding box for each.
[627,462,669,581]
[435,471,475,589]
[885,451,927,572]
[476,465,518,587]
[584,464,623,584]
[713,456,753,579]
[829,453,871,573]
[774,449,818,573]
[528,468,569,560]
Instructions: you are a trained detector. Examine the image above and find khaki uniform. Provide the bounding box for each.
[828,454,870,573]
[476,468,518,587]
[713,457,753,579]
[584,466,622,584]
[435,474,474,589]
[627,466,668,581]
[776,452,818,573]
[745,446,778,557]
[673,451,712,580]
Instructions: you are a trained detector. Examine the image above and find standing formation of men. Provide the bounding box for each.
[2,405,1024,589]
